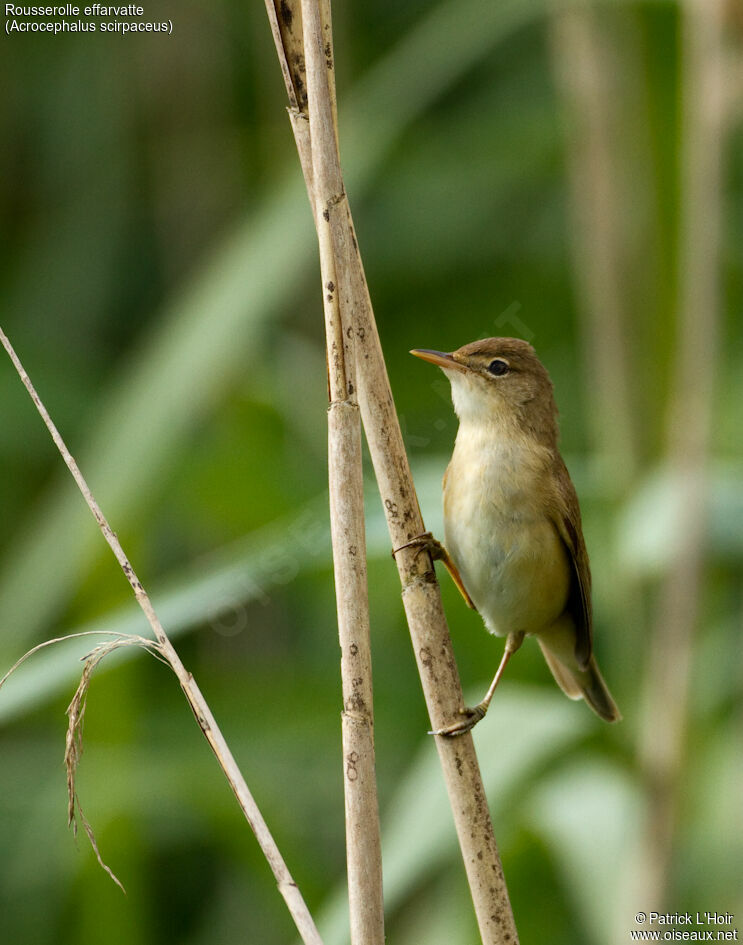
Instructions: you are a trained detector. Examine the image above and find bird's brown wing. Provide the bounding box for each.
[549,458,593,669]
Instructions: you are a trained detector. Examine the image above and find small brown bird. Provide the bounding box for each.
[408,337,621,736]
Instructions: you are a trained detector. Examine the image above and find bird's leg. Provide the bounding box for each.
[431,631,526,737]
[392,531,476,610]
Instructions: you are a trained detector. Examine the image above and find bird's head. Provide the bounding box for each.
[411,337,558,442]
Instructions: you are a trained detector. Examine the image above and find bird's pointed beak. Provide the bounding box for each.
[410,349,468,373]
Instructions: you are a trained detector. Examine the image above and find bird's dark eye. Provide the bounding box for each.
[487,359,509,376]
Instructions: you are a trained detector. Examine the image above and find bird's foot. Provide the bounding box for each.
[429,703,487,737]
[391,532,476,610]
[391,531,443,560]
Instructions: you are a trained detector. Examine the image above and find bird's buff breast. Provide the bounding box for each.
[443,431,570,638]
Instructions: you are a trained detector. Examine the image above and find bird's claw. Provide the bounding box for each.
[391,531,443,560]
[392,532,477,611]
[429,704,487,737]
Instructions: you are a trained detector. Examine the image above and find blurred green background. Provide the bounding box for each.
[1,1,741,943]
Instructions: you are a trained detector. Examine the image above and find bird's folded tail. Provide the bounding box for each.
[538,642,622,723]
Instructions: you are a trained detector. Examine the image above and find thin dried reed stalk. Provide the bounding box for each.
[301,0,385,940]
[0,326,324,945]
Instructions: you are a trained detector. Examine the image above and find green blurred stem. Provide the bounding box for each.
[549,2,638,485]
[637,0,725,911]
[0,326,324,945]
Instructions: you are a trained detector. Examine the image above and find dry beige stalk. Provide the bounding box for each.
[264,1,519,942]
[0,326,324,945]
[298,0,386,941]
